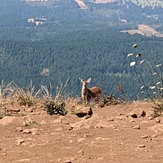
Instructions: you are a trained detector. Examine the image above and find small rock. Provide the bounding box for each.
[0,152,7,156]
[95,137,110,141]
[141,135,148,139]
[7,108,20,113]
[25,108,34,112]
[22,115,32,126]
[63,157,75,163]
[23,129,31,134]
[15,159,31,162]
[148,124,163,134]
[16,139,25,145]
[78,149,84,155]
[32,131,39,135]
[75,107,93,118]
[151,134,157,138]
[65,122,69,125]
[133,125,140,129]
[55,128,62,131]
[129,119,135,122]
[148,117,153,120]
[127,109,146,118]
[40,120,46,124]
[57,158,61,162]
[83,134,88,138]
[140,120,149,124]
[95,122,116,129]
[64,161,71,163]
[0,116,18,126]
[53,119,62,124]
[77,138,85,142]
[138,144,145,148]
[155,118,161,123]
[69,140,73,143]
[97,157,104,160]
[116,116,126,120]
[15,127,23,132]
[107,118,114,121]
[22,143,27,146]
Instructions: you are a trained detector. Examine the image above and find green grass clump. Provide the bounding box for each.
[44,100,67,116]
[18,94,34,107]
[151,103,163,118]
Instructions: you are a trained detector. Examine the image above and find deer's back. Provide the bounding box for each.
[89,86,102,96]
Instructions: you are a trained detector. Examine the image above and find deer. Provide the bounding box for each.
[79,77,103,104]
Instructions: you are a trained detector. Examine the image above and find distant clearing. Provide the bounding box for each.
[75,0,88,9]
[122,24,163,37]
[94,0,117,3]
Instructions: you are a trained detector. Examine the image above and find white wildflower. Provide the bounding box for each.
[140,86,145,89]
[156,82,161,85]
[149,86,156,90]
[127,53,133,57]
[153,92,157,94]
[136,53,141,57]
[160,88,163,90]
[141,91,144,94]
[140,60,144,64]
[152,72,157,76]
[130,61,136,67]
[133,44,138,48]
[156,64,161,68]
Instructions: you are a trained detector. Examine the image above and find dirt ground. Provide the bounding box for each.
[0,101,163,163]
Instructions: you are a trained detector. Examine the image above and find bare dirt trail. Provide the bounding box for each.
[0,101,163,163]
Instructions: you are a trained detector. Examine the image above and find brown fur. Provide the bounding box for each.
[79,78,103,103]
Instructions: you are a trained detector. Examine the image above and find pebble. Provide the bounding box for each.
[77,138,85,142]
[155,118,161,123]
[78,149,84,155]
[23,129,31,134]
[15,127,23,132]
[16,139,25,145]
[141,135,148,139]
[107,118,114,121]
[40,120,47,124]
[0,152,7,156]
[133,125,140,129]
[138,144,146,148]
[53,119,62,124]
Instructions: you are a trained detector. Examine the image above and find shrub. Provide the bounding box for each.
[128,44,163,117]
[17,94,33,106]
[44,100,67,116]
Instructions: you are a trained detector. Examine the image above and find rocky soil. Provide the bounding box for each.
[0,101,163,163]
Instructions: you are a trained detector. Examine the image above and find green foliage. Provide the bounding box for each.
[0,30,163,99]
[0,113,4,119]
[70,108,76,115]
[151,103,163,118]
[28,120,38,126]
[99,95,121,108]
[44,100,67,116]
[18,94,34,107]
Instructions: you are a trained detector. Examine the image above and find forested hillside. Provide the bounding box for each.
[0,29,163,99]
[0,0,163,99]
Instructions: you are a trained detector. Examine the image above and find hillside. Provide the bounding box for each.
[1,0,163,32]
[24,0,163,8]
[0,99,163,163]
[122,24,163,37]
[0,0,163,100]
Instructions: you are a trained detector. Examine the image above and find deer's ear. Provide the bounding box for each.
[79,77,83,83]
[86,78,91,83]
